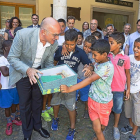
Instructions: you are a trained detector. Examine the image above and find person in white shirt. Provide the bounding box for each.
[121,37,140,140]
[27,14,40,28]
[65,16,80,32]
[57,18,66,46]
[123,23,131,50]
[0,19,10,37]
[0,40,22,136]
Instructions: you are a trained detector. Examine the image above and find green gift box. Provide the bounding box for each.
[37,64,77,95]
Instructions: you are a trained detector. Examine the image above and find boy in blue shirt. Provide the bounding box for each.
[51,29,91,140]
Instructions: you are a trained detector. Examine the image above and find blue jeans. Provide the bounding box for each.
[112,92,124,114]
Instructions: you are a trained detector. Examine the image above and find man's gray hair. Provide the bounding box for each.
[124,23,131,28]
[106,24,114,29]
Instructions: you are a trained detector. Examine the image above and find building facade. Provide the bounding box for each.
[0,0,139,32]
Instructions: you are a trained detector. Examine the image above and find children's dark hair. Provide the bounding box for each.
[9,17,22,29]
[91,31,102,39]
[2,40,13,51]
[58,18,66,26]
[65,29,78,42]
[77,32,83,38]
[109,32,125,48]
[85,35,96,44]
[67,16,75,22]
[91,39,110,55]
[135,37,140,43]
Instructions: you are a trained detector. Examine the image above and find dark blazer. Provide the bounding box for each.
[27,25,40,28]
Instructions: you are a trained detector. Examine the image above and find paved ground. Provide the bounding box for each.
[0,101,140,140]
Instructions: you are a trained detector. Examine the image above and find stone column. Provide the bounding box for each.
[53,0,67,21]
[138,0,140,19]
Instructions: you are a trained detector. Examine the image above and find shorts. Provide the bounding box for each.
[76,79,90,101]
[88,97,113,126]
[0,88,19,108]
[124,92,140,126]
[112,92,124,114]
[51,91,76,111]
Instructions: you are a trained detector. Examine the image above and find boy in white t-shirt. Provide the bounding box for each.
[121,38,140,140]
[0,40,22,136]
[57,18,66,46]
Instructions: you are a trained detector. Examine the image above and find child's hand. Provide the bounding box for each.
[125,89,130,100]
[83,67,93,77]
[84,64,94,71]
[60,85,70,93]
[0,83,2,89]
[61,43,69,56]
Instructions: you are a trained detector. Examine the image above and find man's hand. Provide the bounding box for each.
[60,85,70,93]
[26,68,43,85]
[125,89,130,100]
[61,43,69,56]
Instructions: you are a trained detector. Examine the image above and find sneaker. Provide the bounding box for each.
[83,110,89,119]
[41,110,51,122]
[113,127,120,140]
[128,135,137,140]
[51,118,59,131]
[120,125,133,134]
[5,123,13,136]
[66,128,76,140]
[47,107,54,116]
[12,119,22,126]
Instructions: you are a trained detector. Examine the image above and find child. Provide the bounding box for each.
[77,35,96,118]
[51,29,91,140]
[0,40,22,136]
[120,37,140,140]
[61,39,114,140]
[108,32,130,140]
[77,32,84,49]
[91,31,102,40]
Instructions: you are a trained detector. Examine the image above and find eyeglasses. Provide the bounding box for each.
[43,28,60,38]
[90,23,97,26]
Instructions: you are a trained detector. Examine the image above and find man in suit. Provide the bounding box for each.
[65,16,80,32]
[8,17,61,140]
[27,14,40,28]
[104,24,114,41]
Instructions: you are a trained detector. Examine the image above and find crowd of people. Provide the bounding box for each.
[0,14,140,140]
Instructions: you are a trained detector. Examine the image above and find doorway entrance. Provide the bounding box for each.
[92,7,134,32]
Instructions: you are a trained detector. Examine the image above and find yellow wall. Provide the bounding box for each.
[37,0,139,32]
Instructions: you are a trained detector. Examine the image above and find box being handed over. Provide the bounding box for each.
[37,64,77,95]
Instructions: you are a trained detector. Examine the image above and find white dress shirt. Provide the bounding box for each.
[33,24,39,28]
[123,33,130,50]
[57,35,65,46]
[32,31,51,68]
[0,28,5,35]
